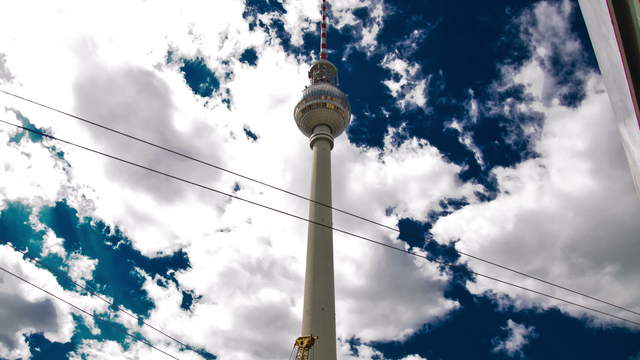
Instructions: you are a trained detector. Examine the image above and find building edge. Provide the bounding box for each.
[578,0,640,199]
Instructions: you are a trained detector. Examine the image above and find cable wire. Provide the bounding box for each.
[0,264,182,360]
[1,242,195,352]
[1,119,638,327]
[2,89,638,318]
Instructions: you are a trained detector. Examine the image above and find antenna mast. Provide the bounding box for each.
[320,0,328,60]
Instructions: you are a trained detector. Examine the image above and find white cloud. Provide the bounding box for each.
[429,0,640,326]
[278,0,386,57]
[0,246,107,359]
[492,319,536,357]
[67,253,98,286]
[336,0,386,55]
[433,50,640,326]
[382,53,429,111]
[0,111,69,207]
[357,1,386,54]
[69,338,206,360]
[514,0,587,107]
[339,340,428,360]
[0,1,473,358]
[334,230,457,342]
[0,53,13,83]
[448,117,484,168]
[2,0,637,359]
[281,0,322,47]
[42,230,67,258]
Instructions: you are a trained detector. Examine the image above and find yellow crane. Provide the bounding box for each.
[292,335,316,360]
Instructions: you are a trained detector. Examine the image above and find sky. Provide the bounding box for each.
[0,0,639,359]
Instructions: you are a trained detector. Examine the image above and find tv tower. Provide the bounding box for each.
[292,0,351,358]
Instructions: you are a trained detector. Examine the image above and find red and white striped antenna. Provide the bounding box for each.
[320,0,328,60]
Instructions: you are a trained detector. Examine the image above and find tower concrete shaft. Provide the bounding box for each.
[301,125,336,360]
[293,1,350,358]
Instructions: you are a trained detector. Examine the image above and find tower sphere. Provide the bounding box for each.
[294,60,351,140]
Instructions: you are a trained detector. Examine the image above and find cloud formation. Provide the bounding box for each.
[492,319,537,357]
[432,0,640,324]
[1,0,639,359]
[0,53,13,84]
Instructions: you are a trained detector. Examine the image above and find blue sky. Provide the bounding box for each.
[0,0,639,359]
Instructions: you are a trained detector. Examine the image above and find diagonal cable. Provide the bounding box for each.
[1,119,638,327]
[1,89,638,318]
[1,241,195,352]
[0,264,182,360]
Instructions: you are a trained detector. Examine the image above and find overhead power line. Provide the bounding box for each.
[1,90,638,319]
[1,242,195,353]
[1,119,638,327]
[0,264,182,360]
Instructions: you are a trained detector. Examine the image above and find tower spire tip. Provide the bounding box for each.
[320,0,328,60]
